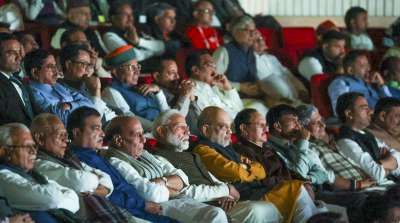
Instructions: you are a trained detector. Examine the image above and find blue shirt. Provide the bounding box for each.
[111,79,160,121]
[71,146,177,223]
[28,82,94,124]
[328,75,392,114]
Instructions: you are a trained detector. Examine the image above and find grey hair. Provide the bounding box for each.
[297,104,319,126]
[230,15,254,34]
[0,123,30,146]
[152,109,182,140]
[148,2,175,20]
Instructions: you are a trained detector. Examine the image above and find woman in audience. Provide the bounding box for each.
[185,0,223,51]
[0,123,81,223]
[252,30,308,106]
[344,6,374,50]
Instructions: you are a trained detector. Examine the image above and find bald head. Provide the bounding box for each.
[105,116,141,143]
[198,106,232,146]
[31,113,63,135]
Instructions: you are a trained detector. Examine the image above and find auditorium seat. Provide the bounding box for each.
[281,27,317,66]
[258,27,281,50]
[310,73,336,118]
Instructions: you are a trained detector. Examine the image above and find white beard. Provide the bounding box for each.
[166,132,190,152]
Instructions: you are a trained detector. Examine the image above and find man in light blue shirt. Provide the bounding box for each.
[26,49,94,124]
[328,50,392,114]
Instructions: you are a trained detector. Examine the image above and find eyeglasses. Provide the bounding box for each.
[240,28,257,35]
[196,8,214,15]
[41,64,59,72]
[119,64,141,73]
[200,61,216,69]
[247,122,268,130]
[71,60,94,70]
[4,144,38,153]
[166,123,189,133]
[210,123,232,132]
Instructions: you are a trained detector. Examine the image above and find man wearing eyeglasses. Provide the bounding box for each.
[0,33,34,126]
[59,43,117,123]
[103,45,171,122]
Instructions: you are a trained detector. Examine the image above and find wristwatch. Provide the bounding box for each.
[162,177,169,186]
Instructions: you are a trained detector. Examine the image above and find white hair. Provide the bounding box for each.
[152,109,183,140]
[230,15,254,34]
[0,123,30,146]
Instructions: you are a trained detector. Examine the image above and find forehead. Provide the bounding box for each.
[250,112,265,122]
[70,6,90,13]
[354,96,368,107]
[196,1,213,9]
[163,9,176,17]
[121,59,138,66]
[1,39,20,50]
[354,55,369,64]
[199,54,213,63]
[43,55,56,64]
[387,106,400,115]
[76,50,91,60]
[215,110,232,124]
[120,4,133,13]
[162,60,177,69]
[169,113,186,124]
[280,113,298,122]
[123,118,142,132]
[83,115,102,127]
[11,129,33,144]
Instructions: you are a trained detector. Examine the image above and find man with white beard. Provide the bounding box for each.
[152,109,282,223]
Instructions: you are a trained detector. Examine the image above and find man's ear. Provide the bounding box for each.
[31,68,40,80]
[273,122,282,133]
[191,66,199,77]
[71,128,81,140]
[112,135,123,147]
[154,15,162,25]
[153,71,161,81]
[156,126,165,139]
[344,109,353,120]
[378,111,386,123]
[200,124,210,137]
[33,132,45,147]
[239,123,247,137]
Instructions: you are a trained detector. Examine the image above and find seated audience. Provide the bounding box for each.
[336,92,400,185]
[266,104,369,222]
[344,6,374,51]
[102,45,170,121]
[30,113,146,223]
[59,44,117,122]
[14,31,39,55]
[185,0,223,51]
[381,56,400,97]
[316,20,339,43]
[104,115,230,223]
[103,1,165,61]
[253,30,308,106]
[298,30,347,81]
[152,57,198,117]
[328,50,392,114]
[144,2,181,58]
[0,123,81,223]
[67,107,178,222]
[26,49,94,125]
[368,97,400,151]
[16,0,66,25]
[60,28,112,78]
[213,15,261,96]
[296,104,373,185]
[51,0,107,56]
[0,33,33,126]
[193,106,320,223]
[152,109,283,223]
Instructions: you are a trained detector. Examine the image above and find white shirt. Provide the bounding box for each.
[0,168,80,213]
[349,33,374,51]
[298,57,323,81]
[337,130,400,185]
[35,157,114,195]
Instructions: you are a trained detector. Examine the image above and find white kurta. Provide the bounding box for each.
[34,158,114,195]
[0,169,80,213]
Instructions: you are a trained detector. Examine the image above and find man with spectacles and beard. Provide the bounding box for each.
[152,109,282,223]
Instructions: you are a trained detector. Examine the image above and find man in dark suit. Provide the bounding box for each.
[0,33,33,126]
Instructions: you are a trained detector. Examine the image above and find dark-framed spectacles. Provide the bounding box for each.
[119,64,141,73]
[71,60,94,70]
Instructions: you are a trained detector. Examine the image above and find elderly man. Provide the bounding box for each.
[328,50,392,113]
[26,49,94,125]
[0,123,81,222]
[30,113,149,223]
[102,45,171,121]
[0,33,33,126]
[368,97,400,151]
[67,107,178,223]
[193,106,319,223]
[102,1,165,61]
[153,109,283,223]
[336,92,400,186]
[213,15,260,96]
[296,104,374,189]
[59,43,116,122]
[51,0,107,56]
[298,30,347,81]
[103,116,229,223]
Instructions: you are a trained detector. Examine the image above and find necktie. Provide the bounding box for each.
[9,76,34,118]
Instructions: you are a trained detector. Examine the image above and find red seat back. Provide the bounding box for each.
[281,27,317,65]
[310,74,335,118]
[367,28,386,49]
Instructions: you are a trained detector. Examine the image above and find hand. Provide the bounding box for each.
[213,74,232,91]
[299,127,311,140]
[239,82,262,97]
[60,102,71,110]
[380,147,390,158]
[227,184,240,201]
[217,197,237,212]
[94,185,110,197]
[10,214,34,223]
[178,79,194,98]
[84,76,102,97]
[138,84,160,96]
[145,201,162,215]
[241,157,252,165]
[126,24,140,45]
[360,179,375,189]
[368,71,385,87]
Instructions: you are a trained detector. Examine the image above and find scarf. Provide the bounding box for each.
[196,137,241,163]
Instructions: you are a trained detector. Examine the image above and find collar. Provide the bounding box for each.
[268,135,292,147]
[70,145,97,154]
